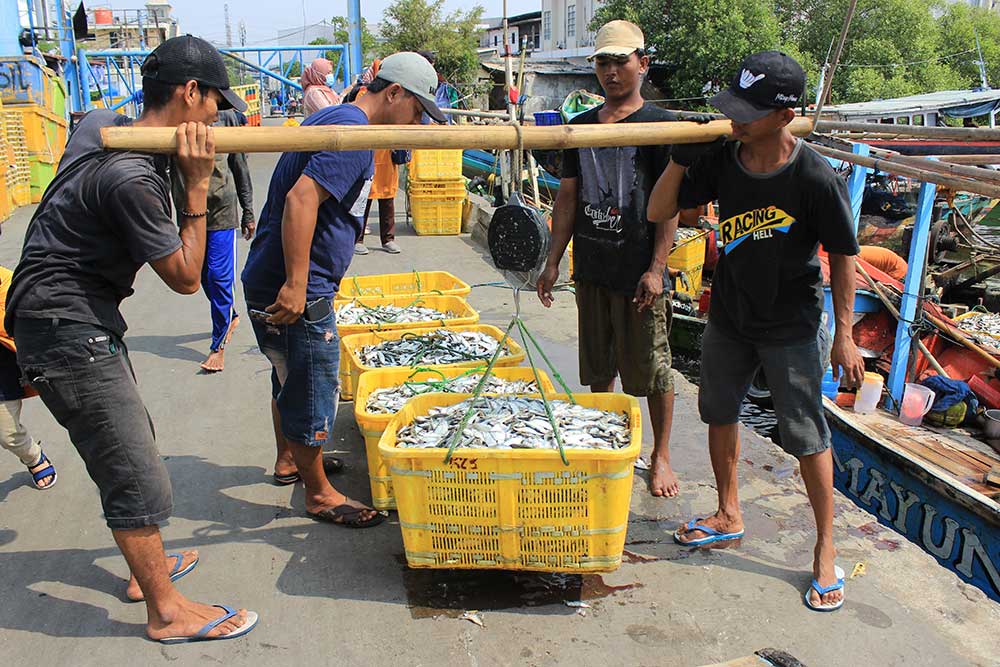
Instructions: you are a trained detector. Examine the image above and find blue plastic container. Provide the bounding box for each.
[821,367,839,399]
[0,56,51,108]
[533,111,563,126]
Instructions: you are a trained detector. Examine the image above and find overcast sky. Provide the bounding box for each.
[100,1,538,45]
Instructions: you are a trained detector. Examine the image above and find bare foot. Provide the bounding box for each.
[28,456,56,488]
[127,550,199,602]
[808,543,843,608]
[146,597,251,642]
[675,510,743,545]
[200,350,225,372]
[224,315,239,345]
[649,456,680,497]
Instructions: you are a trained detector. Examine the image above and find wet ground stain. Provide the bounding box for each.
[397,555,643,619]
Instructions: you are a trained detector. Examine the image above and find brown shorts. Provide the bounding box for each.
[575,279,673,397]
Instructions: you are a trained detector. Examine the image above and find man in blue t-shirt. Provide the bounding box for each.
[242,52,446,528]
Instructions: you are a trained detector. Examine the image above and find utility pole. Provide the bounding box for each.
[975,29,990,90]
[224,4,233,48]
[239,20,247,83]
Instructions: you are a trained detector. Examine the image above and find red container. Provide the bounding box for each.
[969,374,1000,410]
[94,8,113,24]
[698,288,711,316]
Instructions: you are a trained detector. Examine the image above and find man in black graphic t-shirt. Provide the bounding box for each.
[537,20,682,498]
[648,51,865,612]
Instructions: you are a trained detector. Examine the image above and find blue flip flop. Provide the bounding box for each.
[167,552,199,582]
[126,553,199,602]
[673,518,745,546]
[158,605,259,644]
[804,565,846,612]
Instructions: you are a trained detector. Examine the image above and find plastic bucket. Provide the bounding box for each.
[899,383,935,426]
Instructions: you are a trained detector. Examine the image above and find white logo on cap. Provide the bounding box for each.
[739,70,765,89]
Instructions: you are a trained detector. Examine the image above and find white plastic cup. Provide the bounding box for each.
[854,372,884,414]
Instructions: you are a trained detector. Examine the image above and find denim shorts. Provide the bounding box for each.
[698,320,832,458]
[13,318,172,530]
[246,299,339,447]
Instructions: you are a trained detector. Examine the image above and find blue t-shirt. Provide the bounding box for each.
[241,104,373,302]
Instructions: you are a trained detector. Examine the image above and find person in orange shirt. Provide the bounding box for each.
[0,265,56,489]
[858,245,908,282]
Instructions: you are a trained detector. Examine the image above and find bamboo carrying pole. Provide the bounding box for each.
[811,143,1000,199]
[101,117,815,153]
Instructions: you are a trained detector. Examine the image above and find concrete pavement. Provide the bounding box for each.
[0,148,997,666]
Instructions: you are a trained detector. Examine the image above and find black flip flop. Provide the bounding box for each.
[307,501,386,528]
[272,455,345,485]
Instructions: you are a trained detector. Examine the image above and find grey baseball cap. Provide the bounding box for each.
[375,51,446,123]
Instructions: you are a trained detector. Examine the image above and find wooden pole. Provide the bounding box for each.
[444,108,511,120]
[816,120,1000,142]
[813,0,858,121]
[102,117,815,153]
[865,146,1000,185]
[856,263,950,378]
[931,154,1000,166]
[811,143,1000,198]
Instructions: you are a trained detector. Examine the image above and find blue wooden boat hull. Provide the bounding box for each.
[825,405,1000,602]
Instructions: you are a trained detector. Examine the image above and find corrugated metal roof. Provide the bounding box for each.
[825,88,1000,117]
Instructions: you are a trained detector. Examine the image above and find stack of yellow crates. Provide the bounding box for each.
[0,56,68,207]
[408,149,466,235]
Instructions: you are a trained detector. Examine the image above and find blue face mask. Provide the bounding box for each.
[325,73,337,88]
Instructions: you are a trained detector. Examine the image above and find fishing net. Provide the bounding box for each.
[487,192,550,290]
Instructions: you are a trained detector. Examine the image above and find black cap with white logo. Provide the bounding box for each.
[709,51,805,124]
[140,35,247,112]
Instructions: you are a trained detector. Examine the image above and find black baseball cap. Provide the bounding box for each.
[709,51,805,124]
[141,35,247,112]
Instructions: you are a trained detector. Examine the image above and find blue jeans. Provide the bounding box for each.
[245,297,339,447]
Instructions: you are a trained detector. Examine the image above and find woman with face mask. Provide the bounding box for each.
[301,58,341,117]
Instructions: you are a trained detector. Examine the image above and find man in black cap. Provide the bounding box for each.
[648,51,865,612]
[6,35,258,642]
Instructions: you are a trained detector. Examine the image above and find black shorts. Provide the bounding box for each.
[15,318,172,530]
[698,320,831,458]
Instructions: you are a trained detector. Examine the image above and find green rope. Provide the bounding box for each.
[516,319,576,404]
[516,318,569,466]
[444,318,517,463]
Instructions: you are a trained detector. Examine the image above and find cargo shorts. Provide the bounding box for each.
[698,320,832,458]
[575,279,673,397]
[14,318,173,531]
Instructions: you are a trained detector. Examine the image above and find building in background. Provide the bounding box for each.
[537,0,600,59]
[81,1,180,50]
[479,12,542,57]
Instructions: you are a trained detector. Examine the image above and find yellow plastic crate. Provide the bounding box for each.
[379,392,641,572]
[336,271,471,303]
[354,366,556,510]
[410,196,465,236]
[410,149,463,180]
[668,229,708,298]
[6,105,67,162]
[409,179,466,198]
[335,294,480,399]
[341,324,526,403]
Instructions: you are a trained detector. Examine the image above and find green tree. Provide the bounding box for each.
[936,2,1000,90]
[797,0,965,104]
[379,0,485,85]
[591,0,789,102]
[330,16,378,64]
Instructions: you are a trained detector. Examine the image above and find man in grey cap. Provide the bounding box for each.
[242,52,444,528]
[7,35,258,642]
